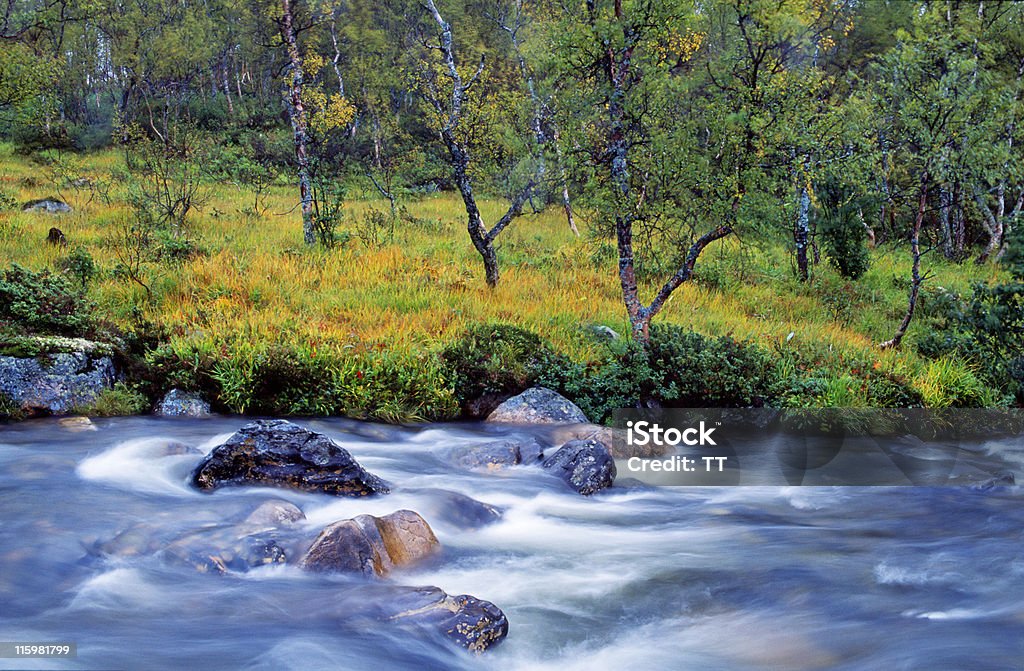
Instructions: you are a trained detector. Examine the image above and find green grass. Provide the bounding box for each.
[0,143,1012,412]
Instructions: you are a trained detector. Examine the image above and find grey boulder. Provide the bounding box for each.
[542,438,616,495]
[156,389,210,417]
[486,387,588,425]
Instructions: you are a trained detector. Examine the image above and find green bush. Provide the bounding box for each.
[916,228,1024,404]
[0,264,96,337]
[819,208,870,280]
[540,325,778,423]
[57,247,97,288]
[441,323,559,417]
[76,383,150,416]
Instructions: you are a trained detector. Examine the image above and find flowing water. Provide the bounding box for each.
[1,416,1023,670]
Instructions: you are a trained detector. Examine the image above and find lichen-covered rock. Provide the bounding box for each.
[486,387,588,425]
[22,197,72,214]
[299,509,439,577]
[387,587,509,652]
[190,419,389,496]
[155,389,210,417]
[542,438,616,495]
[0,351,116,415]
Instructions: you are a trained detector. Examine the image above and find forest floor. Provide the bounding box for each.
[0,144,1012,416]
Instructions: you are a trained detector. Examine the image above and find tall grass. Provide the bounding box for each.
[0,143,1011,410]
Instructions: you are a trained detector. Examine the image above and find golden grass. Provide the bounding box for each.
[0,143,1011,406]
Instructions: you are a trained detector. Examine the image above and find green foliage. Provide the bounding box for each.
[441,323,558,415]
[819,208,870,280]
[148,340,457,421]
[917,228,1024,404]
[57,247,98,288]
[75,383,150,416]
[540,326,777,424]
[0,190,17,211]
[0,264,95,337]
[0,392,26,422]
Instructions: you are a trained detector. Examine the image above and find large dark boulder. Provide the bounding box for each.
[486,387,588,424]
[299,509,439,577]
[542,438,616,495]
[190,420,389,496]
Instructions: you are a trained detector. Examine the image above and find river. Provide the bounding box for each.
[1,416,1023,670]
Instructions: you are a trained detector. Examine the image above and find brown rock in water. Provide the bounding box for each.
[299,509,439,577]
[190,420,389,497]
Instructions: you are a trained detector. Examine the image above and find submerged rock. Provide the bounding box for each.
[190,419,389,496]
[486,387,588,425]
[156,389,210,417]
[445,437,545,471]
[242,500,306,528]
[386,586,509,653]
[58,416,96,432]
[163,527,289,574]
[542,438,616,495]
[412,489,502,529]
[300,509,439,577]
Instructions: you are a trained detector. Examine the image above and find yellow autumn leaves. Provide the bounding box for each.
[300,52,356,137]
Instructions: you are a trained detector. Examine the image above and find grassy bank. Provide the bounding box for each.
[0,144,1016,419]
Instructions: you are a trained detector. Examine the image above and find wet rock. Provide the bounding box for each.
[550,423,669,458]
[162,525,289,574]
[299,509,439,577]
[486,387,588,425]
[242,500,305,528]
[154,440,200,456]
[387,586,509,653]
[445,438,545,471]
[155,389,210,417]
[413,489,502,529]
[58,416,96,432]
[190,419,389,496]
[968,471,1016,492]
[22,197,71,214]
[542,438,616,495]
[0,350,116,416]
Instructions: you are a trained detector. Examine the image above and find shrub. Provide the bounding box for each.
[540,325,777,423]
[819,208,870,280]
[916,228,1024,404]
[441,323,559,417]
[57,247,97,288]
[0,264,95,337]
[75,383,149,416]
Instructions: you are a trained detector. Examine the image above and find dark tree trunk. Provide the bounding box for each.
[881,176,929,350]
[424,0,533,287]
[593,0,731,344]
